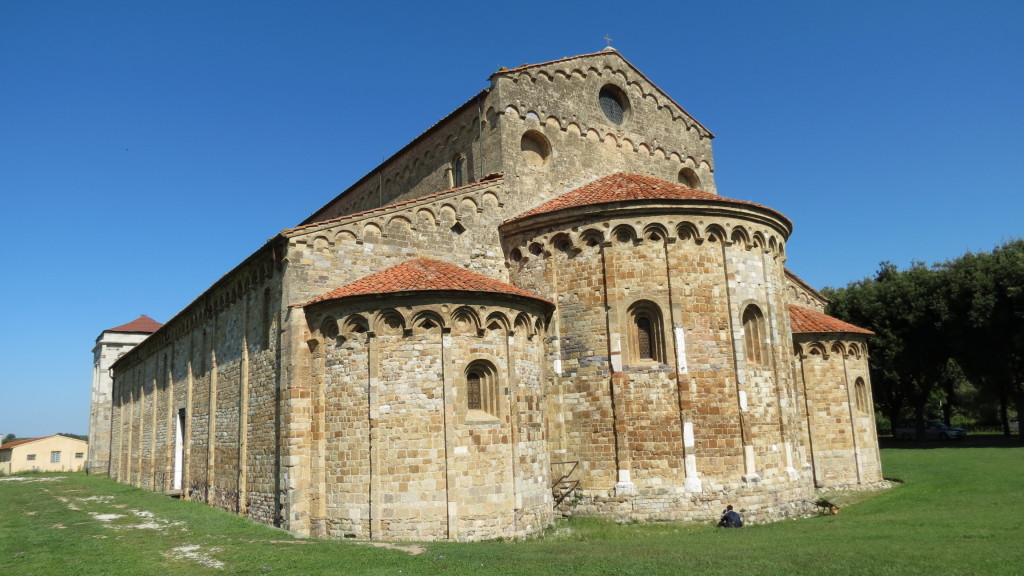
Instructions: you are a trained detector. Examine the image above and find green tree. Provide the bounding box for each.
[825,261,953,438]
[944,240,1024,436]
[827,240,1024,438]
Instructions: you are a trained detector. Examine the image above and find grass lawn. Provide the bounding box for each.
[2,438,1021,575]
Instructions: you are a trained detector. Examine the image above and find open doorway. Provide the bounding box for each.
[173,408,185,491]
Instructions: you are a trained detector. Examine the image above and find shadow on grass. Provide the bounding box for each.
[878,434,1023,450]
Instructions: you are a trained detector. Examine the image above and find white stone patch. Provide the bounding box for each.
[683,422,695,448]
[0,476,65,483]
[167,545,224,570]
[674,327,688,373]
[128,522,167,530]
[610,333,622,372]
[738,390,748,411]
[91,513,125,522]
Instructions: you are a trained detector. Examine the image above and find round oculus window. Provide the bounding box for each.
[599,85,629,125]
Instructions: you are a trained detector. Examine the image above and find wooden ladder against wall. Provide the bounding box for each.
[551,461,580,510]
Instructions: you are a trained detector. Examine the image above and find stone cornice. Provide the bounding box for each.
[492,49,713,139]
[501,198,792,241]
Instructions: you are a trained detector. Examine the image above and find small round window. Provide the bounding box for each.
[599,85,629,125]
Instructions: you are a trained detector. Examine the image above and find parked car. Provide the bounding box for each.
[894,420,967,440]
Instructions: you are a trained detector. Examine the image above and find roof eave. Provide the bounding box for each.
[300,88,491,226]
[503,199,793,238]
[111,235,287,373]
[296,288,555,310]
[785,269,830,304]
[793,329,874,338]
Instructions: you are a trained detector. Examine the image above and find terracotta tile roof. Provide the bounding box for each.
[789,305,873,335]
[107,315,162,334]
[1,436,48,450]
[507,172,786,225]
[302,258,553,307]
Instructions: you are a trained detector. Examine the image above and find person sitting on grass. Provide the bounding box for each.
[718,505,743,528]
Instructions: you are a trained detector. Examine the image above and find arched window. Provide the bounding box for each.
[742,305,768,365]
[678,167,701,189]
[465,360,499,416]
[628,301,665,364]
[467,372,482,410]
[636,316,653,359]
[855,378,869,414]
[451,154,466,188]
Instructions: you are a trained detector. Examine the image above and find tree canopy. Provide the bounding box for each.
[822,239,1024,438]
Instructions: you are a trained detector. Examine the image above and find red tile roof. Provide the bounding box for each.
[507,173,788,226]
[302,258,552,307]
[1,435,49,450]
[789,305,873,335]
[107,315,162,334]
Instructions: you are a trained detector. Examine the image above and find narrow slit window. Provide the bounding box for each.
[451,155,465,188]
[467,372,482,411]
[637,317,653,359]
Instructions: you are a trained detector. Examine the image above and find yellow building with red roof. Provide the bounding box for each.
[1,434,89,475]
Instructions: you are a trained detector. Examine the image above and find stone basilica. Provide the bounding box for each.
[102,49,882,541]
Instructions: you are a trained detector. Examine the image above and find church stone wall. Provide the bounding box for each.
[489,51,717,220]
[110,250,284,527]
[504,204,815,522]
[727,230,805,484]
[306,100,492,223]
[785,271,828,312]
[90,331,151,474]
[104,49,884,541]
[794,337,882,488]
[284,179,515,310]
[298,298,552,541]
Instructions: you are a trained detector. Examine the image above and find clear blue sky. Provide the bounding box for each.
[1,1,1021,438]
